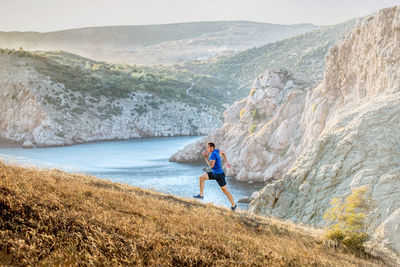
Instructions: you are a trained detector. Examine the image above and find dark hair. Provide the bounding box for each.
[207,142,215,148]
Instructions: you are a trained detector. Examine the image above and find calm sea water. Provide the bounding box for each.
[0,136,264,210]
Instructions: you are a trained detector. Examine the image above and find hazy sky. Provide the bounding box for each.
[1,0,399,32]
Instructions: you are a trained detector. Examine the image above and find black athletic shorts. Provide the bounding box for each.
[207,171,226,187]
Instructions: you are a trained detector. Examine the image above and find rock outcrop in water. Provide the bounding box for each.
[171,6,400,254]
[0,52,221,147]
[170,69,312,182]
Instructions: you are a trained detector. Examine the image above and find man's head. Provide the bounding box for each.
[206,142,215,153]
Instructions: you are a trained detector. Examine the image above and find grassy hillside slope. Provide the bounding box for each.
[0,161,387,266]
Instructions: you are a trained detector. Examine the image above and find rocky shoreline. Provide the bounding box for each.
[0,134,208,149]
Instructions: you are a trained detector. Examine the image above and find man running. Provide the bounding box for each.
[193,142,237,211]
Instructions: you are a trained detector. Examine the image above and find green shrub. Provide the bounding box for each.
[134,105,147,115]
[72,107,85,115]
[263,142,270,151]
[98,114,111,120]
[251,108,260,120]
[240,108,245,119]
[323,186,373,252]
[148,101,159,109]
[56,131,65,138]
[312,103,318,113]
[248,124,257,134]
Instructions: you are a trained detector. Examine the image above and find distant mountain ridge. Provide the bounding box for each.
[0,21,318,64]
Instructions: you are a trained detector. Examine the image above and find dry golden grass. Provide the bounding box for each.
[0,161,389,266]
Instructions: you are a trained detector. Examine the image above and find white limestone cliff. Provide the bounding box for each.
[0,52,221,147]
[250,6,400,254]
[171,6,400,254]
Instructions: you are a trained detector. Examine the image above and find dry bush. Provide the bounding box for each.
[323,186,374,253]
[249,88,256,97]
[239,108,245,119]
[248,124,257,134]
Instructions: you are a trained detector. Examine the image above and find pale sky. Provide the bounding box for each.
[1,0,399,32]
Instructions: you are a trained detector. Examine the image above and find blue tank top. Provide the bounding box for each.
[209,149,224,174]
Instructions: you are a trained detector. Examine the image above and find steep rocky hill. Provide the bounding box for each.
[251,6,400,254]
[170,6,400,255]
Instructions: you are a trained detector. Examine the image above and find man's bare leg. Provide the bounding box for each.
[221,185,235,207]
[199,173,209,196]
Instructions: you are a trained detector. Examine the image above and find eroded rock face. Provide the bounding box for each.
[170,70,312,182]
[374,208,400,253]
[171,6,400,254]
[250,6,400,253]
[0,52,221,147]
[251,92,400,223]
[0,54,59,146]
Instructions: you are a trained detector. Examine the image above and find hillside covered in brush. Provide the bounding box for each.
[179,19,356,99]
[0,49,224,147]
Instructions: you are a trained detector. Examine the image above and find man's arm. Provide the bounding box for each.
[202,151,215,168]
[219,150,232,168]
[220,151,227,163]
